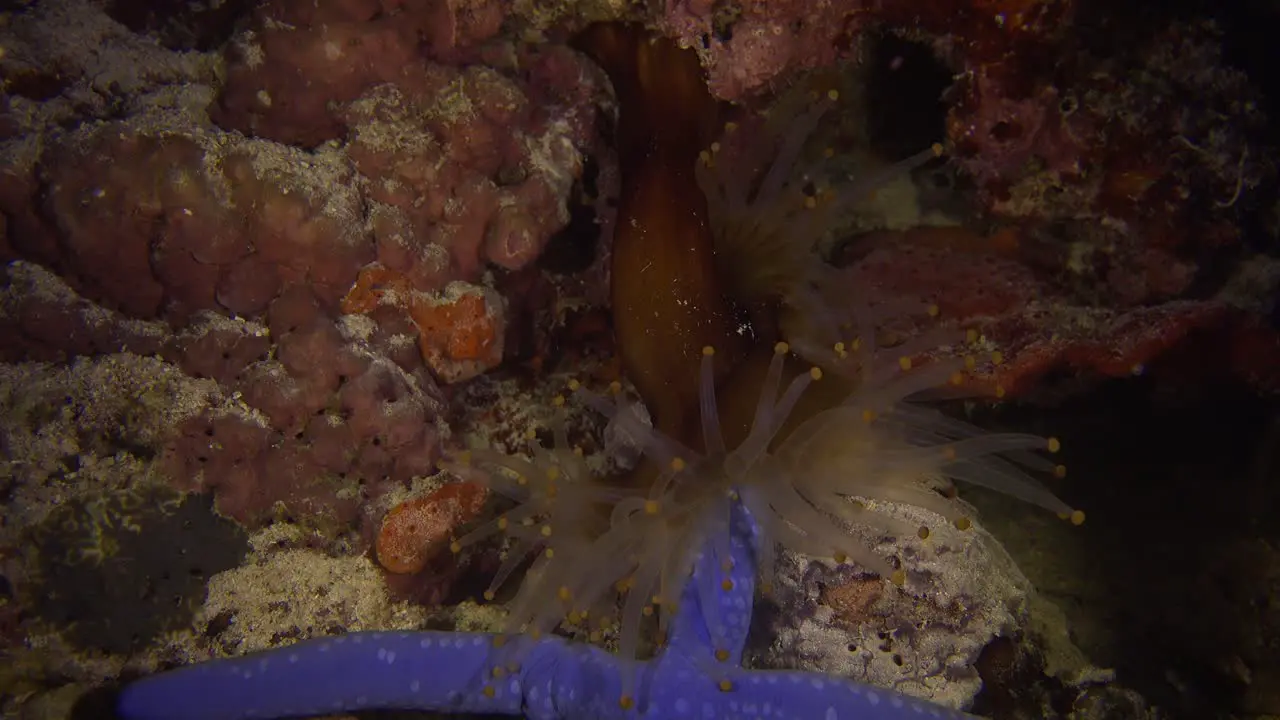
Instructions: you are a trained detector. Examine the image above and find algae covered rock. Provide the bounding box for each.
[30,488,248,654]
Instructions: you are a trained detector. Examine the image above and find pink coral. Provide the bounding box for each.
[212,0,506,147]
[836,231,1275,399]
[164,303,447,529]
[342,62,596,287]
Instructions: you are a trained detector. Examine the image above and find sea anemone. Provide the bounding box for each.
[438,70,1081,699]
[695,85,945,366]
[441,335,1079,678]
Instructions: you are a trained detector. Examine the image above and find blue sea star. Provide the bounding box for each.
[117,498,976,720]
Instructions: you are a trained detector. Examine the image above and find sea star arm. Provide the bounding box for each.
[648,658,980,720]
[116,632,525,720]
[664,497,761,667]
[116,630,640,720]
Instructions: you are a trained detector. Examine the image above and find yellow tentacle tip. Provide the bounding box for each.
[619,695,635,710]
[718,679,734,692]
[702,345,715,357]
[774,341,790,355]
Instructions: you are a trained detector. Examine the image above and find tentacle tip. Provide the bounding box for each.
[1061,509,1086,525]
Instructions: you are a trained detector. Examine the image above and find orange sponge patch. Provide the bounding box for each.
[342,264,505,383]
[411,290,496,362]
[376,481,489,575]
